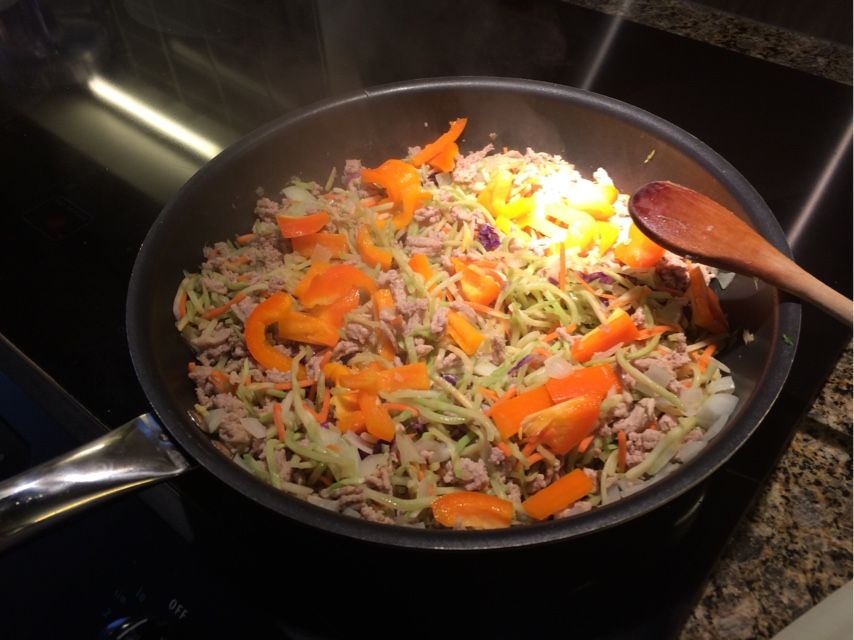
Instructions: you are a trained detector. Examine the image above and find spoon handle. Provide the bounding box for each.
[756,244,853,326]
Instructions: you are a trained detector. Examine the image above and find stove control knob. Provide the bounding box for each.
[98,615,167,640]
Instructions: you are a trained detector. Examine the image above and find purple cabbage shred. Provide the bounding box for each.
[581,271,615,285]
[476,224,501,251]
[508,355,533,374]
[441,374,458,386]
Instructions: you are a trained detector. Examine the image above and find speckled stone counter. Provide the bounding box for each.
[682,346,852,639]
[563,2,853,638]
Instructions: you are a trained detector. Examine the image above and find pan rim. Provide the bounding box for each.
[127,76,800,550]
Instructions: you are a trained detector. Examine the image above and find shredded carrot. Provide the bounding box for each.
[558,244,567,290]
[635,324,682,341]
[228,255,252,265]
[477,387,500,402]
[317,349,334,371]
[177,290,188,319]
[382,402,421,417]
[317,388,331,423]
[272,379,314,391]
[187,362,196,372]
[526,452,544,466]
[317,475,332,486]
[208,370,231,394]
[499,385,517,402]
[521,440,538,458]
[467,301,503,315]
[617,430,627,473]
[695,344,717,372]
[577,434,595,454]
[532,347,552,358]
[303,401,322,422]
[236,233,256,245]
[202,291,248,320]
[497,441,513,458]
[542,323,578,343]
[359,196,380,207]
[273,402,285,442]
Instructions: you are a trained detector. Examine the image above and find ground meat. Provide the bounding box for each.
[657,414,678,433]
[603,390,634,420]
[655,252,691,292]
[414,205,443,225]
[200,276,227,295]
[331,340,361,361]
[365,465,392,492]
[490,334,505,365]
[434,351,460,372]
[254,196,282,222]
[625,427,665,467]
[413,338,434,357]
[320,485,365,508]
[214,395,251,454]
[430,306,449,336]
[271,448,292,482]
[449,301,477,324]
[344,322,372,344]
[555,501,593,519]
[405,233,445,256]
[359,504,395,524]
[191,326,232,350]
[631,308,647,329]
[611,397,656,434]
[527,473,548,493]
[452,144,494,184]
[458,458,489,491]
[377,269,405,301]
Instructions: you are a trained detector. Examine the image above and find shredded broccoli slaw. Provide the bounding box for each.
[174,119,739,529]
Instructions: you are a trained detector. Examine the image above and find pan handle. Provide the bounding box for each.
[0,413,191,552]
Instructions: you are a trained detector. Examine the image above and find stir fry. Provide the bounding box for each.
[174,118,738,529]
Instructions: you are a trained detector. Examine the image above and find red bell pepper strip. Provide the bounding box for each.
[290,232,348,258]
[545,363,621,404]
[296,263,377,308]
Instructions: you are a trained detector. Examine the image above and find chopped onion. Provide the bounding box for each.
[282,185,314,203]
[240,417,267,439]
[679,387,704,416]
[675,440,705,463]
[343,431,374,454]
[359,453,387,478]
[696,393,739,428]
[473,360,498,376]
[544,354,576,379]
[707,375,735,395]
[205,408,225,434]
[414,438,450,463]
[310,243,333,264]
[703,413,730,442]
[645,363,674,388]
[395,432,425,466]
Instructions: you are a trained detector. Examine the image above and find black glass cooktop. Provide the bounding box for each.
[0,2,850,639]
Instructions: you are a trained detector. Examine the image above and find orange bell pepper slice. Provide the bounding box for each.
[686,266,728,334]
[427,141,459,173]
[571,309,641,363]
[544,363,621,404]
[276,211,330,238]
[277,309,340,348]
[290,232,348,258]
[296,263,377,308]
[613,223,666,268]
[361,160,428,230]
[431,491,514,530]
[520,393,602,455]
[337,410,367,433]
[310,288,360,329]
[293,261,331,300]
[408,253,434,287]
[446,311,485,356]
[339,363,431,394]
[411,118,467,169]
[356,224,394,270]
[322,362,353,385]
[358,391,396,441]
[522,468,593,520]
[244,292,295,371]
[458,264,502,306]
[490,385,554,439]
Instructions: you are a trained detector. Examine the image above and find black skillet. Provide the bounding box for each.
[0,77,799,552]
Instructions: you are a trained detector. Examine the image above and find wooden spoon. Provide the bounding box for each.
[628,181,853,327]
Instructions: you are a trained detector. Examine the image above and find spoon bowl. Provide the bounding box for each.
[629,181,852,327]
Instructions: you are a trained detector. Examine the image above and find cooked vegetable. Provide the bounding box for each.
[177,118,736,529]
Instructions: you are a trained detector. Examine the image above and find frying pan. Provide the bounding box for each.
[0,77,800,552]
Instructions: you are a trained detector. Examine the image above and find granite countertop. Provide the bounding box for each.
[563,1,853,638]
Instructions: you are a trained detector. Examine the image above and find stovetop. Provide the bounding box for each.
[0,2,850,639]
